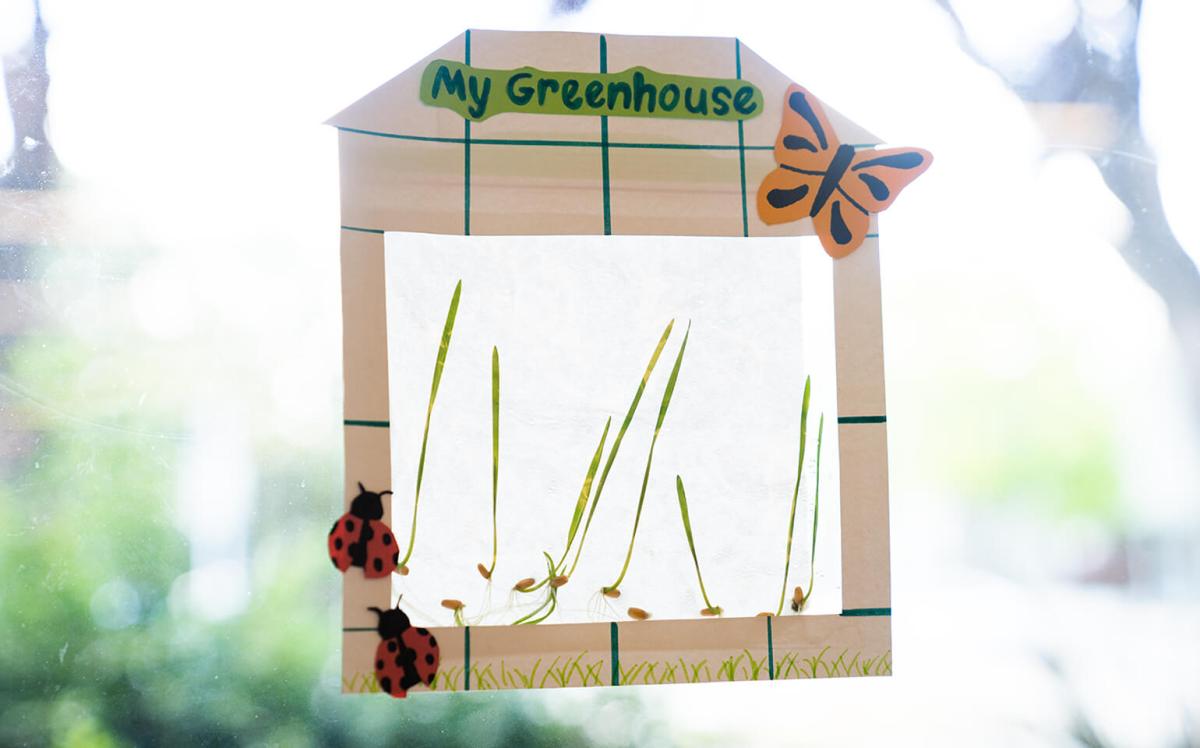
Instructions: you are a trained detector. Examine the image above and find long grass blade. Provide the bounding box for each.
[776,375,811,616]
[604,322,690,593]
[400,279,462,569]
[562,418,612,565]
[675,475,721,614]
[566,320,675,577]
[480,346,500,578]
[803,413,824,608]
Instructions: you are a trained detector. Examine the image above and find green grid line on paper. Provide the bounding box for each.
[464,30,472,236]
[340,227,883,244]
[610,622,620,685]
[841,608,892,617]
[464,625,471,691]
[735,38,749,238]
[338,126,881,152]
[766,614,775,679]
[600,35,612,236]
[344,419,390,428]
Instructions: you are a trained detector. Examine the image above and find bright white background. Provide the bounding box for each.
[385,234,840,625]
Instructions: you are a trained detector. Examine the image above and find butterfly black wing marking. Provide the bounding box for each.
[766,182,811,209]
[841,149,931,214]
[828,201,854,245]
[851,152,926,170]
[849,151,925,203]
[786,90,829,152]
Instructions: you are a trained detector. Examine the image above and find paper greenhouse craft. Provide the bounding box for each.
[328,30,929,696]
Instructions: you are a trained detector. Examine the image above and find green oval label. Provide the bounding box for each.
[420,59,764,122]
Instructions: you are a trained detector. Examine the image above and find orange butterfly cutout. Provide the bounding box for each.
[757,84,932,258]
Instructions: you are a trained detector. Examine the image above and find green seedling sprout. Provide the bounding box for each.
[479,346,501,580]
[515,417,610,595]
[398,279,462,571]
[776,376,810,617]
[603,322,690,596]
[513,553,560,625]
[674,475,722,616]
[792,412,824,612]
[565,320,675,579]
[441,599,466,626]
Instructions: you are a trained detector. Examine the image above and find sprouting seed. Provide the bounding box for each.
[513,553,559,625]
[398,565,410,576]
[550,575,569,588]
[479,346,501,580]
[603,588,621,599]
[627,607,651,621]
[791,585,805,613]
[674,475,721,617]
[775,376,811,617]
[514,577,536,591]
[604,323,691,595]
[441,599,466,626]
[399,279,462,570]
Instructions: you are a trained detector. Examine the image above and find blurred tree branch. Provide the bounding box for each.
[1,0,58,190]
[936,0,1200,423]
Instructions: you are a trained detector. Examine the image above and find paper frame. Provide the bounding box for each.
[335,30,891,694]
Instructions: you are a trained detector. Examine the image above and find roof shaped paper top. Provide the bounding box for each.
[331,29,883,237]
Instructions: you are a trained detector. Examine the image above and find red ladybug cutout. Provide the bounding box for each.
[370,601,440,698]
[329,482,398,578]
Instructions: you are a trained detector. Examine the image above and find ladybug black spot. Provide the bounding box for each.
[387,641,397,653]
[416,628,428,637]
[376,659,383,670]
[395,655,404,667]
[379,676,392,694]
[373,558,383,572]
[392,552,399,564]
[345,519,355,532]
[383,534,392,546]
[425,653,434,665]
[429,636,438,648]
[334,538,343,550]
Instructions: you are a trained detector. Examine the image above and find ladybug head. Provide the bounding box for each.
[369,599,411,639]
[349,481,392,520]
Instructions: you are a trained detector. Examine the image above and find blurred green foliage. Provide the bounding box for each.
[0,336,664,746]
[936,356,1122,524]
